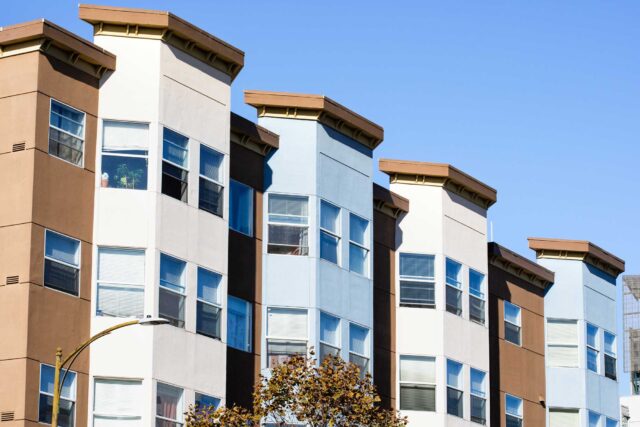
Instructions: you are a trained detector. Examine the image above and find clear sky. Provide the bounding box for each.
[4,0,639,395]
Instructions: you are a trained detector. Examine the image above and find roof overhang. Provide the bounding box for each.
[488,242,555,289]
[79,4,244,81]
[0,19,116,77]
[528,237,625,278]
[230,112,279,156]
[379,159,497,210]
[244,90,384,150]
[373,183,409,218]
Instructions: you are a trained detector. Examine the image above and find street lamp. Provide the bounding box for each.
[50,316,169,427]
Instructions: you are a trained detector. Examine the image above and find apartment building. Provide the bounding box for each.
[621,275,640,427]
[529,238,625,427]
[488,242,555,427]
[379,159,497,426]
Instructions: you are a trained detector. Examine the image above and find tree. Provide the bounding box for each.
[186,353,407,427]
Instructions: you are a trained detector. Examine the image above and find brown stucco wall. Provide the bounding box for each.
[488,265,547,427]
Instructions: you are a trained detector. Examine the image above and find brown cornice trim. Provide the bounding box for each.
[0,19,116,77]
[79,4,244,81]
[373,183,409,218]
[230,112,279,156]
[488,242,555,290]
[244,90,384,150]
[528,237,625,278]
[379,159,497,209]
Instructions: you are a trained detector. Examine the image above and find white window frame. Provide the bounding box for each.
[155,382,184,427]
[44,229,81,297]
[589,411,603,427]
[546,319,579,368]
[586,323,600,374]
[92,377,142,425]
[39,363,77,426]
[398,355,436,412]
[228,296,252,352]
[349,322,370,376]
[470,367,487,425]
[399,252,436,308]
[100,119,149,191]
[319,311,341,361]
[161,127,189,203]
[446,359,464,418]
[445,258,463,316]
[198,144,225,217]
[504,301,522,346]
[319,200,341,266]
[348,213,370,277]
[267,193,310,256]
[266,307,308,367]
[158,253,187,328]
[469,269,486,325]
[229,179,254,237]
[49,98,86,168]
[196,266,223,340]
[96,247,145,318]
[505,394,523,426]
[194,392,221,411]
[604,330,617,380]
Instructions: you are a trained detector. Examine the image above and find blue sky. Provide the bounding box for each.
[4,0,639,394]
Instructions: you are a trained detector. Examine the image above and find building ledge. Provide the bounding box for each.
[373,183,409,218]
[230,112,279,156]
[489,242,555,289]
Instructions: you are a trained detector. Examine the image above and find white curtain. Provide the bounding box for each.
[98,248,145,284]
[103,121,149,152]
[94,379,142,416]
[547,319,579,345]
[549,409,580,427]
[400,253,435,279]
[400,356,435,383]
[268,308,307,339]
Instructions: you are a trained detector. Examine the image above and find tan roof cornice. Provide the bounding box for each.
[528,237,625,278]
[488,242,555,290]
[79,4,244,81]
[244,90,384,150]
[0,19,116,77]
[230,112,279,156]
[379,159,497,209]
[373,183,409,218]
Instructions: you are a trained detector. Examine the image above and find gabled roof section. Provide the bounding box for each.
[528,237,625,278]
[0,19,116,77]
[244,90,384,150]
[79,4,244,81]
[379,159,497,209]
[373,183,409,218]
[230,112,279,156]
[489,242,555,290]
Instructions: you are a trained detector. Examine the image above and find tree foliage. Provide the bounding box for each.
[186,354,407,427]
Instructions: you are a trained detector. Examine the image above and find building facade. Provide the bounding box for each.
[620,276,640,427]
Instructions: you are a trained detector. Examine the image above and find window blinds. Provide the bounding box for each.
[267,308,307,339]
[400,356,435,383]
[547,320,578,345]
[102,121,148,152]
[98,248,144,284]
[549,409,579,427]
[93,379,142,417]
[400,253,435,279]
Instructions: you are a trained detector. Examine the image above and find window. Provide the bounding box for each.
[607,418,619,427]
[470,368,486,424]
[505,394,523,427]
[159,254,186,328]
[93,379,142,425]
[504,302,522,346]
[227,296,252,352]
[162,128,189,202]
[469,270,486,325]
[589,412,602,427]
[194,393,220,411]
[156,383,183,427]
[399,253,435,308]
[199,145,224,217]
[96,248,145,318]
[399,356,436,412]
[349,214,369,276]
[587,323,599,373]
[39,364,76,427]
[101,121,149,190]
[445,258,462,316]
[549,409,579,427]
[319,312,340,362]
[196,268,222,340]
[349,323,370,377]
[604,331,617,380]
[229,180,253,236]
[44,230,80,296]
[547,319,579,367]
[267,308,307,367]
[49,99,85,166]
[320,201,340,264]
[447,359,463,418]
[268,194,309,255]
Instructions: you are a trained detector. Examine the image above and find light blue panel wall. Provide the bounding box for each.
[264,255,315,307]
[598,375,621,418]
[546,367,586,408]
[584,286,616,333]
[318,260,344,313]
[348,273,373,326]
[538,258,585,320]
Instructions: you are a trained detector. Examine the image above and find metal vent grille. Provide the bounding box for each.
[0,411,15,422]
[12,143,26,152]
[5,276,18,285]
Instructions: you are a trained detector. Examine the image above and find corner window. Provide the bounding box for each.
[227,296,252,352]
[349,214,369,276]
[159,254,186,328]
[604,331,617,380]
[319,312,340,362]
[194,393,221,411]
[162,128,189,202]
[229,180,254,236]
[587,323,599,373]
[349,323,370,377]
[44,230,80,296]
[549,408,579,427]
[607,418,619,427]
[589,412,602,427]
[96,247,145,318]
[319,201,340,265]
[399,253,435,308]
[399,355,435,412]
[199,145,224,217]
[445,259,462,316]
[504,301,522,346]
[505,394,523,427]
[446,359,463,418]
[547,319,579,368]
[93,379,142,425]
[101,121,149,190]
[267,194,309,255]
[196,267,222,340]
[470,368,486,425]
[469,270,486,325]
[39,364,76,427]
[156,383,183,427]
[267,307,307,367]
[49,99,85,166]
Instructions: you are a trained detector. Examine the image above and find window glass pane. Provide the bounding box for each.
[400,281,435,307]
[229,180,253,236]
[447,387,463,417]
[156,383,183,421]
[40,394,74,427]
[195,393,220,410]
[40,364,76,399]
[349,352,369,377]
[589,412,601,427]
[505,322,521,346]
[197,268,221,305]
[196,302,221,339]
[228,296,251,352]
[504,301,521,325]
[470,368,485,397]
[469,269,484,298]
[200,145,223,183]
[162,128,188,168]
[320,201,340,234]
[199,178,223,217]
[159,288,185,328]
[505,394,523,416]
[446,286,462,316]
[587,348,599,372]
[94,379,142,417]
[604,332,616,355]
[268,308,307,339]
[349,244,367,275]
[470,395,486,424]
[44,258,79,296]
[268,195,308,224]
[400,384,435,412]
[400,253,435,279]
[320,312,340,346]
[470,296,485,324]
[101,155,148,190]
[320,232,339,264]
[162,162,188,202]
[51,100,84,136]
[607,419,618,427]
[45,231,80,266]
[587,324,599,348]
[446,258,462,287]
[349,324,369,356]
[268,225,309,255]
[49,127,83,165]
[400,356,435,383]
[446,359,463,388]
[268,340,307,367]
[349,214,368,246]
[159,254,185,293]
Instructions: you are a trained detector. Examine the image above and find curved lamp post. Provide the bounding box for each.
[50,316,169,427]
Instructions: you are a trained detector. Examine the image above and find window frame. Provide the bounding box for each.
[267,193,310,256]
[589,411,602,427]
[349,322,370,377]
[319,311,341,362]
[586,323,600,374]
[445,258,463,316]
[198,144,225,217]
[39,363,77,427]
[48,98,86,168]
[155,382,184,427]
[196,266,223,340]
[161,127,190,203]
[158,253,187,329]
[546,319,579,368]
[229,179,254,237]
[604,330,617,380]
[505,394,523,427]
[470,367,487,425]
[399,252,436,309]
[504,301,522,346]
[96,246,145,318]
[194,392,221,411]
[227,296,253,352]
[469,269,486,325]
[92,377,142,425]
[398,355,436,412]
[606,418,619,427]
[348,213,370,277]
[319,200,341,265]
[266,307,308,367]
[446,359,464,418]
[100,119,149,191]
[43,229,81,297]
